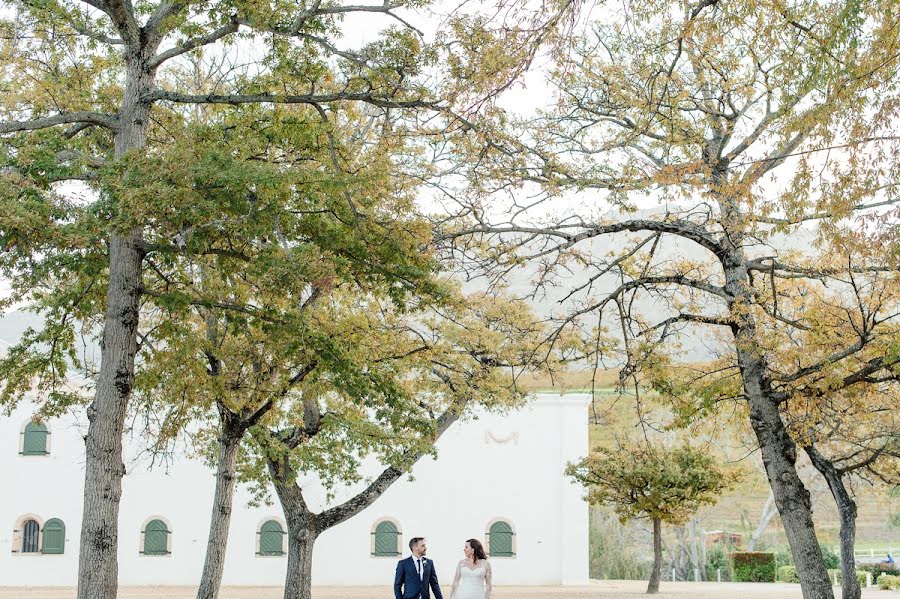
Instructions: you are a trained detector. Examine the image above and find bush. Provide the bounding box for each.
[706,545,731,582]
[820,545,840,570]
[778,566,799,583]
[827,569,841,584]
[774,546,794,567]
[858,562,900,583]
[878,574,900,590]
[856,571,869,587]
[730,552,776,582]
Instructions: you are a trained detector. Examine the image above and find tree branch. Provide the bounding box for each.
[0,111,118,134]
[149,19,240,69]
[148,90,442,110]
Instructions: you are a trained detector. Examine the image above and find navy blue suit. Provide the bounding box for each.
[394,556,444,599]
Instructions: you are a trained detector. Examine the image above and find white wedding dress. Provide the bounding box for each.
[449,559,492,599]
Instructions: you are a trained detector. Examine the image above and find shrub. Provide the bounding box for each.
[859,562,899,583]
[820,545,841,570]
[774,546,794,567]
[856,571,869,587]
[778,566,799,583]
[706,545,731,582]
[730,552,776,582]
[827,569,841,584]
[878,574,900,590]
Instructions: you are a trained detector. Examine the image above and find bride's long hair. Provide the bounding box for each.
[466,538,488,563]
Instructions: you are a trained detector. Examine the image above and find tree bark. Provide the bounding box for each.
[714,191,833,599]
[805,446,861,599]
[648,517,662,594]
[77,56,153,599]
[196,424,242,599]
[269,457,319,599]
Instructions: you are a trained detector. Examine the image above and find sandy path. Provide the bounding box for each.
[1,581,894,599]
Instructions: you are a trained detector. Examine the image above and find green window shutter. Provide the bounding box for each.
[489,521,514,557]
[259,520,285,556]
[373,521,400,557]
[143,520,170,555]
[42,519,66,554]
[22,422,49,455]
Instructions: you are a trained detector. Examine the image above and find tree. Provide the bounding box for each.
[243,289,545,599]
[0,2,443,597]
[794,386,900,599]
[439,2,900,597]
[567,443,733,593]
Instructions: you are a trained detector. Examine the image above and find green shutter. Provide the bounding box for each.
[489,521,514,556]
[143,520,170,555]
[22,422,49,455]
[259,520,285,556]
[373,521,400,556]
[42,519,65,554]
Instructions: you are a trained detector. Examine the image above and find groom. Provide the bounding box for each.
[394,537,444,599]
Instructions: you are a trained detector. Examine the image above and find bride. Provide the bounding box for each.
[449,538,493,599]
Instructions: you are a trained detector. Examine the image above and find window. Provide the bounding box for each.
[371,519,401,557]
[142,519,170,556]
[21,422,49,456]
[487,520,515,557]
[22,520,40,553]
[42,519,65,554]
[257,520,285,556]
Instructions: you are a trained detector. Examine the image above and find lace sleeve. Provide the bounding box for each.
[485,559,493,598]
[449,560,462,599]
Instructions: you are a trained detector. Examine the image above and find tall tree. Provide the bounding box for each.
[439,2,900,597]
[0,3,442,596]
[567,443,734,594]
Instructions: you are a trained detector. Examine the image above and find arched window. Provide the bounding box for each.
[142,519,170,556]
[21,519,40,553]
[257,520,285,556]
[42,519,65,554]
[371,519,401,557]
[21,422,49,456]
[486,520,516,557]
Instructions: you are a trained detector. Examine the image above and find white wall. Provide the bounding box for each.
[1,393,590,587]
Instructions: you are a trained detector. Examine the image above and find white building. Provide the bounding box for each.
[2,393,590,587]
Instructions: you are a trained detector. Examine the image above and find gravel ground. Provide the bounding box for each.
[1,581,895,599]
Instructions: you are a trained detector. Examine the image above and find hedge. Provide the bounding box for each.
[879,574,900,591]
[730,552,776,582]
[781,567,871,587]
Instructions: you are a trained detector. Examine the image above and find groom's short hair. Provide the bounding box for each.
[409,537,425,551]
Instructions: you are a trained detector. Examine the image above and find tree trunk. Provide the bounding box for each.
[269,458,319,599]
[77,58,152,599]
[743,366,833,598]
[717,232,833,599]
[283,522,318,599]
[648,517,662,594]
[805,447,861,599]
[196,427,242,599]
